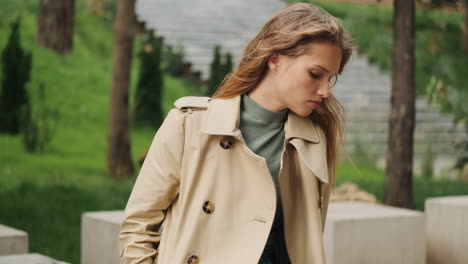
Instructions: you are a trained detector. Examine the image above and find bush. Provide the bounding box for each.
[133,30,164,128]
[164,43,186,77]
[0,17,32,135]
[22,83,60,153]
[207,45,234,96]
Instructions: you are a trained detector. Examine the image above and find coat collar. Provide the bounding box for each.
[200,94,320,144]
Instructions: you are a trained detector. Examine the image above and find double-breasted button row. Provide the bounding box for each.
[187,255,199,264]
[202,200,215,214]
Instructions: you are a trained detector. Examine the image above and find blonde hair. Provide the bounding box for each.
[213,2,355,185]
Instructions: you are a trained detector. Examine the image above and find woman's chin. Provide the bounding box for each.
[291,108,314,118]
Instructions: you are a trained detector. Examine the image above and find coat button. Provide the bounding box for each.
[202,201,215,214]
[187,255,199,264]
[219,139,232,149]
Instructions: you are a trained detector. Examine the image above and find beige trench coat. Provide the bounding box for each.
[119,95,331,264]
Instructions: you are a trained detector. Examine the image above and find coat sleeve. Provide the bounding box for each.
[119,109,185,264]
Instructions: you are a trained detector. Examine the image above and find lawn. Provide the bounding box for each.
[0,1,467,263]
[337,162,468,211]
[0,1,191,263]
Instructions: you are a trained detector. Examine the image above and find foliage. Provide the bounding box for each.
[350,134,377,167]
[133,30,164,128]
[207,45,234,96]
[0,17,32,135]
[22,83,60,152]
[207,45,223,96]
[163,42,186,77]
[421,142,435,179]
[223,51,234,80]
[454,137,468,169]
[84,0,116,22]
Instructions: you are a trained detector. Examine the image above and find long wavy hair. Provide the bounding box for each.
[213,3,355,185]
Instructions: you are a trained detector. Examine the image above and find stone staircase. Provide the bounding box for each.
[334,54,466,176]
[135,0,467,177]
[135,0,286,79]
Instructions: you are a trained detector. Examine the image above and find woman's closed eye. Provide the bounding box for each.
[309,72,321,80]
[310,72,338,87]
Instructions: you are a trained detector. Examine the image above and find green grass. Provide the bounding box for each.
[337,162,468,211]
[0,1,194,263]
[291,0,468,121]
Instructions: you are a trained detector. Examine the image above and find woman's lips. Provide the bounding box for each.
[307,100,321,107]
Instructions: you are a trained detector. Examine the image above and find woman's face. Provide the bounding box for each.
[270,42,342,117]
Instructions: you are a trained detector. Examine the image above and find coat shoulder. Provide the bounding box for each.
[174,96,212,111]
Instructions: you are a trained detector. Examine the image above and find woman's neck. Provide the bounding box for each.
[246,76,286,112]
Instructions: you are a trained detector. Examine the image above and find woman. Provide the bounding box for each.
[119,2,354,264]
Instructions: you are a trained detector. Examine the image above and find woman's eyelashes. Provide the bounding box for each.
[309,72,337,88]
[309,72,321,80]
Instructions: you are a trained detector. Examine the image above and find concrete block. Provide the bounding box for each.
[0,253,69,264]
[0,225,28,255]
[81,211,124,264]
[324,202,425,264]
[425,196,468,264]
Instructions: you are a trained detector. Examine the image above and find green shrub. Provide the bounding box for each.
[22,83,60,153]
[133,30,164,128]
[207,45,223,96]
[207,45,234,96]
[421,142,434,179]
[223,51,234,80]
[0,17,32,135]
[164,43,185,77]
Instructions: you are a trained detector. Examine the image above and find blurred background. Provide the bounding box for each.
[0,0,467,263]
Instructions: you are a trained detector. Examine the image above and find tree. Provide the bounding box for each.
[0,18,32,135]
[208,45,223,96]
[222,52,234,80]
[207,46,233,96]
[133,30,164,128]
[37,0,75,55]
[384,0,416,209]
[165,44,186,76]
[107,0,136,178]
[22,83,60,153]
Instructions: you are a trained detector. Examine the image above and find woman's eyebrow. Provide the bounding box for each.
[312,64,338,75]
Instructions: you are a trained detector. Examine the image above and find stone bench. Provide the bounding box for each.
[81,210,124,264]
[323,202,425,264]
[0,225,28,255]
[425,195,468,264]
[0,253,69,264]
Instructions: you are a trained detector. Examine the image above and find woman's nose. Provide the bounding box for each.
[317,81,331,98]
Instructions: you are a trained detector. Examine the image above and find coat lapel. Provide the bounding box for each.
[200,94,328,183]
[284,113,329,184]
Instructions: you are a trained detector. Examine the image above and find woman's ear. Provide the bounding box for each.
[268,53,281,72]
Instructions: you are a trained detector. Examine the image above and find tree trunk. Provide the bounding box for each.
[37,0,75,56]
[384,0,415,209]
[107,0,136,178]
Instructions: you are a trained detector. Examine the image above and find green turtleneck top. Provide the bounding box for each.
[239,93,290,262]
